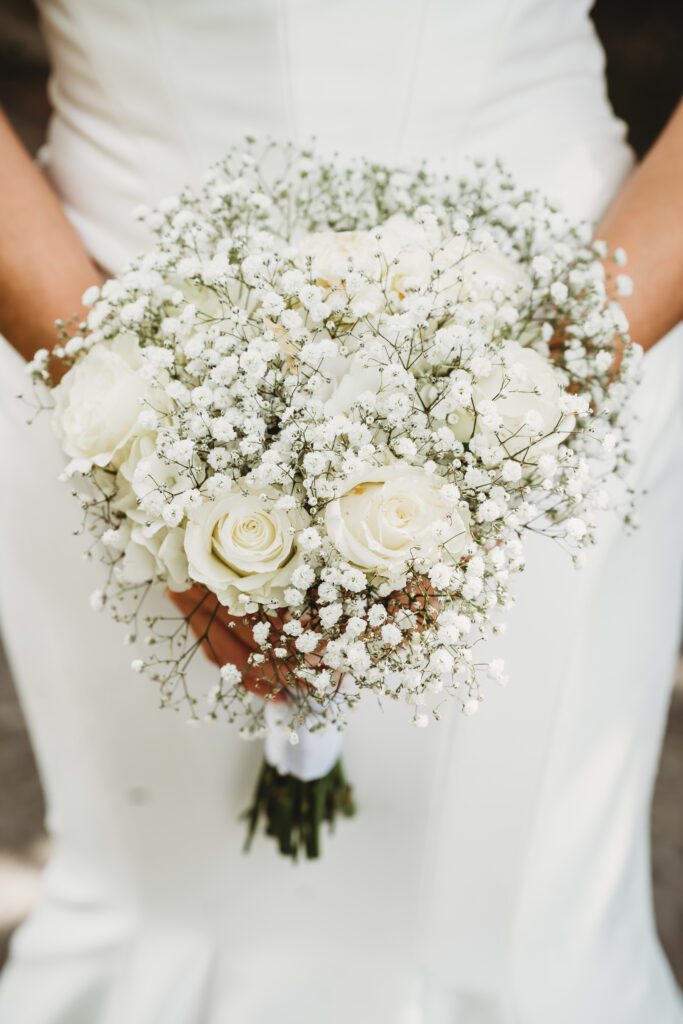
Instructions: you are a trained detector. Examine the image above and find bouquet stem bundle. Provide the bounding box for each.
[244,758,355,860]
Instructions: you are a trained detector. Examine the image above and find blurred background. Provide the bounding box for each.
[0,0,682,979]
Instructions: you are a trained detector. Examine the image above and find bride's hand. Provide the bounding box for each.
[548,322,623,372]
[167,585,283,699]
[547,101,683,362]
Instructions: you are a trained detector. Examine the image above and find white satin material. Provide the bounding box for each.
[263,701,345,782]
[1,2,682,1023]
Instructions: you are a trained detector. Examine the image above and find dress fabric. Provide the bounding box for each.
[0,1,682,1021]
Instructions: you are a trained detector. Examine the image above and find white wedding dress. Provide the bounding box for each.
[1,2,682,1022]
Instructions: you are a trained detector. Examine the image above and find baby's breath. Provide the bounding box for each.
[31,139,638,735]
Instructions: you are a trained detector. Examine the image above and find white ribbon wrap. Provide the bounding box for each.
[263,700,344,782]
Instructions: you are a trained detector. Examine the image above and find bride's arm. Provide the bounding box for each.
[598,100,683,352]
[0,109,259,672]
[0,108,101,361]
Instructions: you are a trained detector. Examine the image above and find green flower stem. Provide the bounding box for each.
[243,757,355,861]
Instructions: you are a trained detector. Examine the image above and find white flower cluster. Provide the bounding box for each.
[29,139,640,733]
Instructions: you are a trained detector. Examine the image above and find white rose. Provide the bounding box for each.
[132,527,190,591]
[118,433,197,524]
[380,214,530,306]
[114,516,190,593]
[312,213,437,302]
[470,344,575,462]
[377,214,434,299]
[119,532,158,585]
[155,528,191,590]
[184,488,309,613]
[299,214,528,309]
[297,215,438,313]
[325,463,471,577]
[314,352,398,418]
[297,229,384,315]
[439,238,531,303]
[182,277,249,318]
[298,229,379,285]
[298,215,529,316]
[52,334,147,468]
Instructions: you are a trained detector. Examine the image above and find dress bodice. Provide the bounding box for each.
[36,0,631,270]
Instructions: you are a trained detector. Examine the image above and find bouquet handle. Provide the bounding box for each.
[243,701,355,860]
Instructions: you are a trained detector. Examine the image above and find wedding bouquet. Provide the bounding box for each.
[28,139,639,859]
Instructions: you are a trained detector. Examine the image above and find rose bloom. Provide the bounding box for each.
[325,462,471,577]
[297,228,385,315]
[380,214,531,304]
[467,343,575,462]
[298,213,529,313]
[184,487,309,614]
[118,522,191,593]
[118,432,197,523]
[52,334,148,468]
[314,352,405,419]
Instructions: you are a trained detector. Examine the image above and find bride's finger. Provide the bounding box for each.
[168,587,259,651]
[167,587,286,699]
[167,585,216,620]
